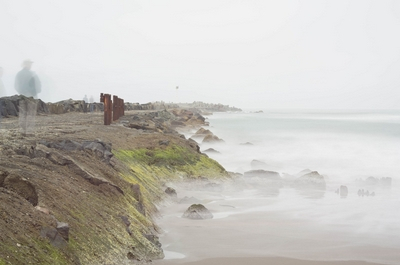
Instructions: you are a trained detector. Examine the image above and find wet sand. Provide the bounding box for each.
[157,256,386,265]
[153,184,399,265]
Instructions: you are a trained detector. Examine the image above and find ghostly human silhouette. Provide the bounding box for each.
[0,67,4,125]
[15,60,41,135]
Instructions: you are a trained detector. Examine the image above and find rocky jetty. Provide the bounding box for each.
[1,95,238,118]
[176,101,241,112]
[0,98,230,265]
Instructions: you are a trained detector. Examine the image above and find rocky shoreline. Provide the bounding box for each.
[0,97,237,265]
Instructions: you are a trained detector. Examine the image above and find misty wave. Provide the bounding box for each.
[200,110,400,184]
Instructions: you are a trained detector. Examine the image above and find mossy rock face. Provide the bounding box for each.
[114,144,228,180]
[182,204,213,220]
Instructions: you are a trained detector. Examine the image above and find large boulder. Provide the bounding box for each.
[182,204,213,220]
[202,134,224,143]
[339,185,348,198]
[165,187,177,198]
[170,109,207,127]
[179,196,201,204]
[294,171,326,190]
[2,173,38,206]
[47,98,87,114]
[195,128,213,136]
[0,95,49,117]
[244,170,281,181]
[296,169,312,177]
[203,148,220,154]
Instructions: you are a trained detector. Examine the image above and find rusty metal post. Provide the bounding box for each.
[107,94,112,125]
[116,97,121,120]
[101,93,124,125]
[101,93,112,125]
[113,95,117,121]
[119,98,123,119]
[118,97,122,120]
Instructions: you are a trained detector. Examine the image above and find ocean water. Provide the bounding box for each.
[163,110,400,264]
[201,110,400,184]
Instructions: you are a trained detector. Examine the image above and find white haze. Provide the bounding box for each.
[163,111,400,264]
[1,0,400,109]
[200,111,400,182]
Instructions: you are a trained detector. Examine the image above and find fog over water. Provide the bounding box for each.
[2,1,400,263]
[161,110,400,264]
[201,110,400,180]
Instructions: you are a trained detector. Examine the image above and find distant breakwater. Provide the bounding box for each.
[0,95,241,117]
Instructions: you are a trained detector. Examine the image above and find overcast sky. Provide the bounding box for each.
[1,0,400,109]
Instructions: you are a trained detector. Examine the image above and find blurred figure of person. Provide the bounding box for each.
[15,59,41,135]
[0,67,4,126]
[89,95,94,113]
[83,94,88,113]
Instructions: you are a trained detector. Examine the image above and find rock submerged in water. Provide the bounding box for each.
[179,196,201,204]
[339,185,348,198]
[182,204,213,220]
[203,148,220,154]
[294,171,326,190]
[165,187,177,198]
[244,169,281,181]
[202,134,224,143]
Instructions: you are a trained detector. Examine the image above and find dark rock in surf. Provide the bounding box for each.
[244,170,282,181]
[294,171,326,190]
[339,185,348,198]
[203,148,220,154]
[179,196,201,204]
[195,128,213,136]
[182,204,213,220]
[202,134,224,143]
[296,169,312,177]
[165,187,177,198]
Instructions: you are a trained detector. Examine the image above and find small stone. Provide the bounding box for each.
[35,206,50,215]
[56,222,69,241]
[165,187,177,198]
